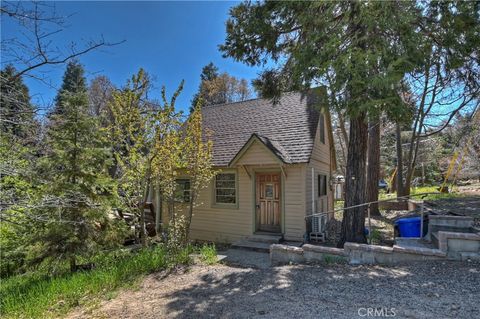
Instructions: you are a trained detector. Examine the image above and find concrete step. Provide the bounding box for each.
[231,240,271,253]
[460,252,480,261]
[247,234,283,243]
[432,232,440,249]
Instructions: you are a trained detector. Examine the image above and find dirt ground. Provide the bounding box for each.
[68,258,480,319]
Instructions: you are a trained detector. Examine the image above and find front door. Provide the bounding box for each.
[256,173,281,232]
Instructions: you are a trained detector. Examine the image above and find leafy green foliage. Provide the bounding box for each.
[199,243,217,265]
[0,245,191,319]
[107,69,185,245]
[29,89,124,270]
[182,102,215,239]
[0,65,36,140]
[221,1,420,119]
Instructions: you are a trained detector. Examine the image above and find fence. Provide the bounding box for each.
[305,192,439,244]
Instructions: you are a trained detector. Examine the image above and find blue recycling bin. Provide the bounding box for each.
[395,217,421,237]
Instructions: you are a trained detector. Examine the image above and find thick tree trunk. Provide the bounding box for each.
[366,118,381,216]
[338,114,368,247]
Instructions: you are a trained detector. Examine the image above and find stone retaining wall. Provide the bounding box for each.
[271,242,448,266]
[271,214,480,265]
[270,244,347,265]
[427,215,474,240]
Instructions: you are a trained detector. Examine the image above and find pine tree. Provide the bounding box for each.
[31,89,121,271]
[0,65,36,140]
[190,63,251,111]
[191,63,219,110]
[52,60,87,115]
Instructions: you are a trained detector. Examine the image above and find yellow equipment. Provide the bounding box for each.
[439,151,459,193]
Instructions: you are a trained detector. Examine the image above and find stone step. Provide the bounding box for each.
[231,240,271,253]
[247,234,283,244]
[460,252,480,261]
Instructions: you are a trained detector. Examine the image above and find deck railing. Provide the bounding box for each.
[306,192,440,244]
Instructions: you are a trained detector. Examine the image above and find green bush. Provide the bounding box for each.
[199,243,217,265]
[0,245,189,319]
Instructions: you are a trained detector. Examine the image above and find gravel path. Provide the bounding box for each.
[68,257,480,319]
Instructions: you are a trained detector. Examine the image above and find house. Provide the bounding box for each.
[154,91,336,243]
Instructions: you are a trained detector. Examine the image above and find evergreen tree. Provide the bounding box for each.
[190,62,251,111]
[31,89,122,271]
[0,65,36,140]
[52,60,87,115]
[221,1,420,246]
[200,62,219,82]
[191,62,219,110]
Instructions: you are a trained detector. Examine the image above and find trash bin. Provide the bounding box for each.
[395,217,421,237]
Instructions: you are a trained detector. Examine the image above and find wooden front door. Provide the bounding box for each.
[256,173,281,232]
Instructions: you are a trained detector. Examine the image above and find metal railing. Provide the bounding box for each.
[305,192,440,244]
[305,192,438,220]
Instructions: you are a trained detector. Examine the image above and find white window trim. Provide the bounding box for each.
[212,169,239,209]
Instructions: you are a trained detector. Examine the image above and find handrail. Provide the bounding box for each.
[305,192,440,219]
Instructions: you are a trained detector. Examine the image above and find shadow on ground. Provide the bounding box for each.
[163,260,480,319]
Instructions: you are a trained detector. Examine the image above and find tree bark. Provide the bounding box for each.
[338,114,368,247]
[366,118,381,216]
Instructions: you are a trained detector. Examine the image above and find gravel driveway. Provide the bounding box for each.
[68,252,480,319]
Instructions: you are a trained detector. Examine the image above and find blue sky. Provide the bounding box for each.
[2,1,263,114]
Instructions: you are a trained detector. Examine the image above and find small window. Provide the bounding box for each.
[319,113,325,144]
[215,173,236,204]
[175,179,190,203]
[318,174,327,197]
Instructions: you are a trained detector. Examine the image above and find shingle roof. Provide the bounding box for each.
[202,91,321,167]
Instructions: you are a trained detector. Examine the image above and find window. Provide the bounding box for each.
[214,173,236,204]
[175,179,190,203]
[318,174,327,197]
[319,113,325,144]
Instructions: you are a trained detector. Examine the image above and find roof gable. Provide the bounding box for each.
[229,133,291,167]
[202,91,324,167]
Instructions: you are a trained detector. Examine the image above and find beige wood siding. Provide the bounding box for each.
[188,167,252,243]
[306,116,334,217]
[156,165,308,243]
[310,114,331,164]
[283,164,306,240]
[234,140,281,166]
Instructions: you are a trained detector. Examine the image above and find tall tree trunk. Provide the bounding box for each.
[395,122,406,197]
[338,114,368,247]
[366,118,381,216]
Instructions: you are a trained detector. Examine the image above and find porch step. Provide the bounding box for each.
[231,234,283,252]
[248,234,283,244]
[231,240,271,253]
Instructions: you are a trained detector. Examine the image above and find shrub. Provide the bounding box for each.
[199,243,217,265]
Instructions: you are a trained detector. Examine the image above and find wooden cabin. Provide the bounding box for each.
[150,91,336,243]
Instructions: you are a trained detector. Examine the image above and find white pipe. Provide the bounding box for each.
[311,167,315,214]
